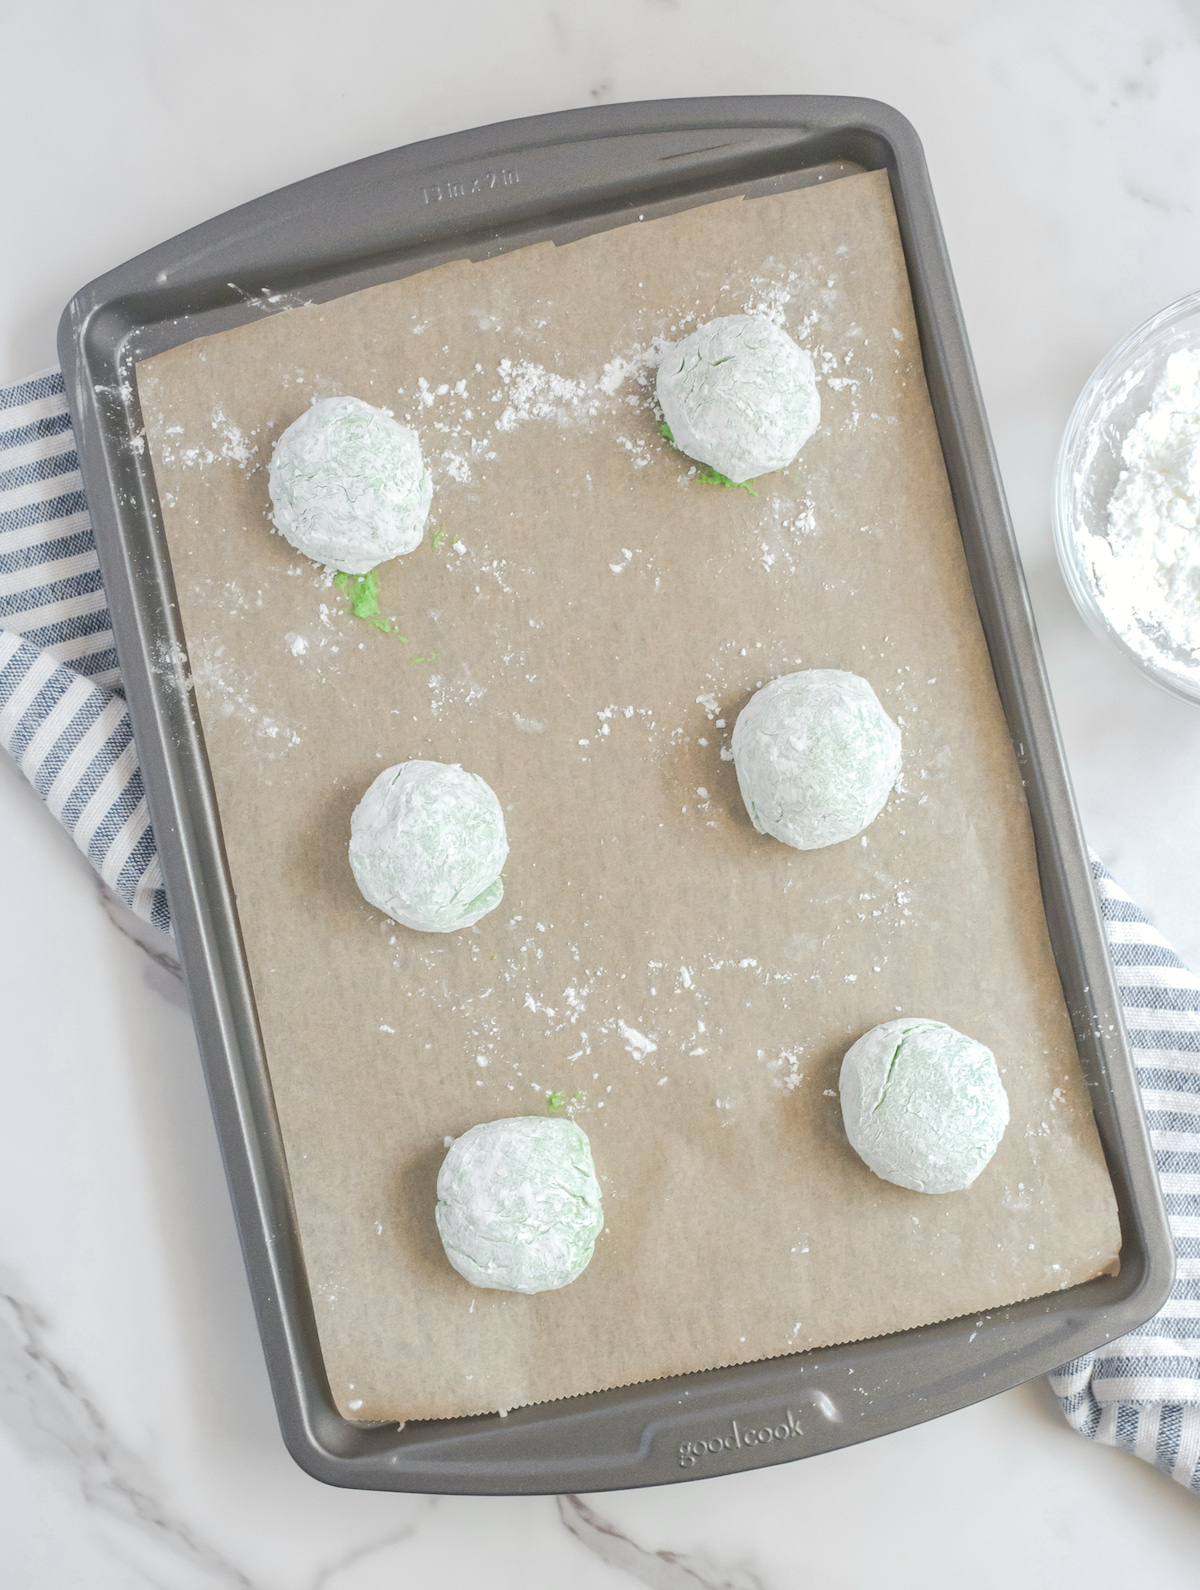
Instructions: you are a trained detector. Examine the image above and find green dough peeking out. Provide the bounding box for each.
[655,314,820,483]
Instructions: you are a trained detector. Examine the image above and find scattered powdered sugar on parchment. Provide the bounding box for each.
[387,928,833,1117]
[758,494,819,574]
[616,1019,658,1059]
[494,360,594,431]
[188,636,302,748]
[395,343,660,486]
[598,338,673,395]
[210,409,257,468]
[132,171,1117,1422]
[376,257,881,495]
[762,1046,806,1091]
[426,662,487,720]
[1083,347,1200,679]
[149,411,263,472]
[740,262,824,332]
[401,862,925,1121]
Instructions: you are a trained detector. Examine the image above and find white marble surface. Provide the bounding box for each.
[5,1,1200,1583]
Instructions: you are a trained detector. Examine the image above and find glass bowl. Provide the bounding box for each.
[1052,288,1200,706]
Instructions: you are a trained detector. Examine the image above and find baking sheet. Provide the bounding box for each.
[137,168,1120,1422]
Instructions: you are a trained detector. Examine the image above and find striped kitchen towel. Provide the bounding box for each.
[1049,858,1200,1490]
[0,370,170,933]
[1,367,1199,1489]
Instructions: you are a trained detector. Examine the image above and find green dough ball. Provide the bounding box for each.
[731,669,900,850]
[349,760,507,933]
[268,395,432,573]
[840,1019,1010,1194]
[436,1116,605,1293]
[656,314,820,483]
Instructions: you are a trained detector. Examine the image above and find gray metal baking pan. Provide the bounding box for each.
[58,96,1173,1494]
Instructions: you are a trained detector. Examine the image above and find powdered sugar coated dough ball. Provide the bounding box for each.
[840,1019,1010,1194]
[656,314,820,483]
[268,395,433,573]
[349,760,507,933]
[436,1116,605,1293]
[732,669,900,850]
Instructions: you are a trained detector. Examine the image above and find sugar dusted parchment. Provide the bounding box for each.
[138,170,1120,1421]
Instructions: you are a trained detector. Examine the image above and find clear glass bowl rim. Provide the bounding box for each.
[1051,286,1200,707]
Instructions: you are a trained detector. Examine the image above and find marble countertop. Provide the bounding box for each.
[5,2,1200,1584]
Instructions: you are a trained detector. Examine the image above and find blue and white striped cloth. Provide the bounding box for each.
[1049,860,1200,1490]
[1,368,1199,1487]
[0,370,169,933]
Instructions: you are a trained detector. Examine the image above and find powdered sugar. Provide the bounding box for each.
[1082,349,1200,678]
[493,360,593,432]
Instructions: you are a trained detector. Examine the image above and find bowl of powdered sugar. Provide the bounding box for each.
[1053,288,1200,704]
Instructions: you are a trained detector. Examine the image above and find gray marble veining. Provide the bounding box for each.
[0,1269,256,1588]
[558,1496,769,1590]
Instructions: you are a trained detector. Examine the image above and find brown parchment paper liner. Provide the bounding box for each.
[137,170,1120,1422]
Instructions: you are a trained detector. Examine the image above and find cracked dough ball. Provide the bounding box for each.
[731,669,900,850]
[268,395,432,573]
[656,314,820,482]
[840,1019,1010,1194]
[349,760,507,933]
[436,1116,605,1293]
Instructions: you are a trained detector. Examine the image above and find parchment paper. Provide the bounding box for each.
[137,169,1120,1422]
